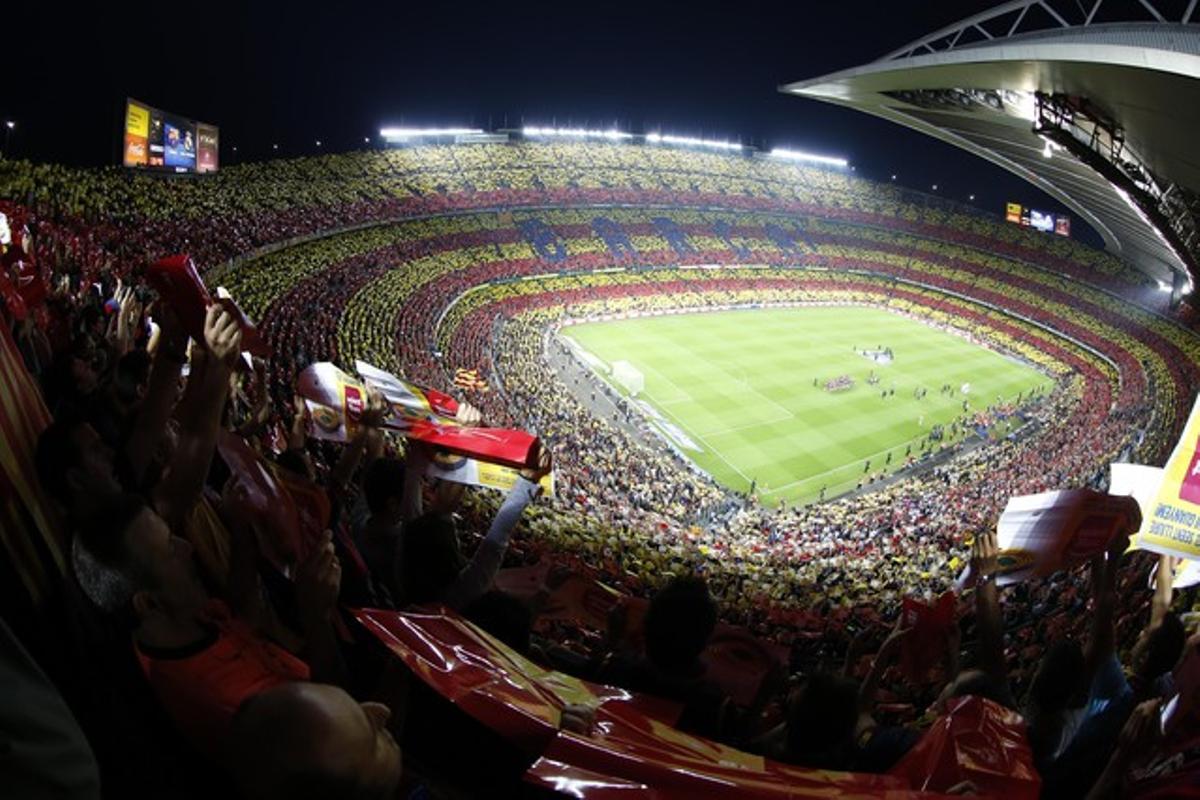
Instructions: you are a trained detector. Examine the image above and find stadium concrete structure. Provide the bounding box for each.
[782,0,1200,298]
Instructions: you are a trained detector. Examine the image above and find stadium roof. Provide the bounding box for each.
[781,0,1200,291]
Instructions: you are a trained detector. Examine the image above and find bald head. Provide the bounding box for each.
[231,683,401,800]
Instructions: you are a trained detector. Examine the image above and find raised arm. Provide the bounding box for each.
[1084,532,1131,677]
[152,304,241,527]
[1150,554,1177,631]
[441,450,551,611]
[971,531,1007,680]
[234,358,272,439]
[399,441,433,523]
[328,389,388,495]
[858,619,910,715]
[123,305,187,486]
[294,530,347,686]
[1085,698,1162,800]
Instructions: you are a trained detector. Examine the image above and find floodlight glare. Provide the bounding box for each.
[768,147,848,168]
[379,127,484,140]
[522,126,633,140]
[645,132,741,151]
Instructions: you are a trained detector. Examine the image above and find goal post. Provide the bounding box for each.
[611,360,645,397]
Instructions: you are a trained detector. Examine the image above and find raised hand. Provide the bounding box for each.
[202,302,243,369]
[520,447,553,483]
[455,400,482,426]
[295,531,342,625]
[970,530,999,580]
[361,388,390,428]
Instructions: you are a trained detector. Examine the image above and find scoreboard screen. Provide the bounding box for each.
[1006,202,1070,237]
[123,98,218,174]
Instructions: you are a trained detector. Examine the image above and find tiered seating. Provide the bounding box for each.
[5,139,1200,798]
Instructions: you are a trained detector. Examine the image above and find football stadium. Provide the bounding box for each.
[4,1,1200,798]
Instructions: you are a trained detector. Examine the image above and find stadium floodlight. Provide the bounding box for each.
[1159,282,1172,292]
[363,137,370,144]
[644,132,742,151]
[379,127,484,141]
[767,147,848,168]
[315,140,322,147]
[522,126,633,140]
[4,121,13,129]
[272,143,279,150]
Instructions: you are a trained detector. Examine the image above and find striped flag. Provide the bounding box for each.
[454,367,489,393]
[0,322,66,608]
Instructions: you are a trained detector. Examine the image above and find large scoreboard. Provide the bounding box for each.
[123,98,218,174]
[1006,202,1070,237]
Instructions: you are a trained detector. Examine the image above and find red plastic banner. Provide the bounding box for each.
[146,255,269,356]
[889,695,1040,799]
[216,431,301,568]
[354,607,946,799]
[495,565,786,708]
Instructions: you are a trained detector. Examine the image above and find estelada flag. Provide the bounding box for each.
[454,367,488,392]
[296,361,540,470]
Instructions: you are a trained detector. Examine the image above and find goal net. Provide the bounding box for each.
[611,361,645,397]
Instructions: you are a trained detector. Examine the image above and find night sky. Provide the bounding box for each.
[3,0,1092,242]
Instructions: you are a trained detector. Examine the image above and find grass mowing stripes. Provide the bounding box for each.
[564,306,1050,507]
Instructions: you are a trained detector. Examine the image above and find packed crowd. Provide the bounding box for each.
[3,257,1196,798]
[0,140,1154,295]
[5,139,1200,797]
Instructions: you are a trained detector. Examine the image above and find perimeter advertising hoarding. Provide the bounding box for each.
[1005,202,1070,237]
[123,98,218,174]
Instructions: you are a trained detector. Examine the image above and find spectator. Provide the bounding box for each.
[599,575,731,739]
[229,682,402,800]
[402,448,551,610]
[72,493,344,763]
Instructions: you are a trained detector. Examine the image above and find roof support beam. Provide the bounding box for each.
[1138,0,1167,23]
[1038,0,1072,28]
[1008,4,1031,35]
[1185,0,1198,24]
[1085,0,1103,26]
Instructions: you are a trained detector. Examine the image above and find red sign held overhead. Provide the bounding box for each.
[145,255,270,356]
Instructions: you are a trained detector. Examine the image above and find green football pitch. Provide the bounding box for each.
[564,306,1051,507]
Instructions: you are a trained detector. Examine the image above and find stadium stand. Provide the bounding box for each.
[3,140,1200,797]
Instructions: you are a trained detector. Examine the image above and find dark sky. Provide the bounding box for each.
[3,0,1093,242]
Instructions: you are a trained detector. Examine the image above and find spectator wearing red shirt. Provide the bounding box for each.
[73,493,344,764]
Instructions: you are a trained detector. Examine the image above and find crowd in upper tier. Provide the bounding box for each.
[4,141,1200,798]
